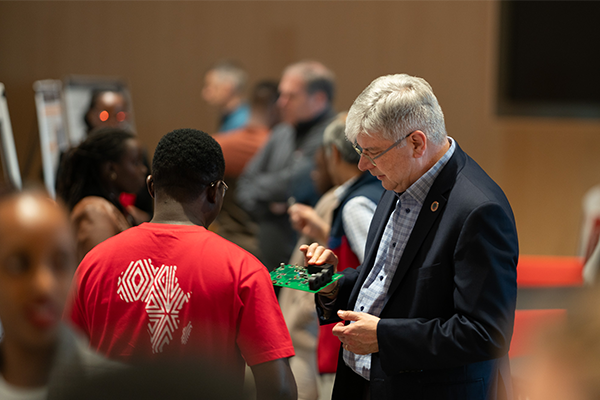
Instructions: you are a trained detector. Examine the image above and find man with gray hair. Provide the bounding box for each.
[304,74,518,400]
[201,60,250,132]
[238,60,336,272]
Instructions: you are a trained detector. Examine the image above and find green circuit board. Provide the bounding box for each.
[270,263,342,293]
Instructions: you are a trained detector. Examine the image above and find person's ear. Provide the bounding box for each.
[327,145,341,172]
[410,131,427,158]
[101,161,117,182]
[206,182,219,205]
[330,145,341,162]
[324,145,340,182]
[309,91,328,111]
[147,175,155,199]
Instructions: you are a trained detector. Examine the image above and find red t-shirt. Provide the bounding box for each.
[67,223,294,381]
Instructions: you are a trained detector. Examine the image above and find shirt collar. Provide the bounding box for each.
[398,137,455,205]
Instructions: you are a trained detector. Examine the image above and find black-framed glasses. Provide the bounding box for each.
[352,131,416,167]
[210,180,228,198]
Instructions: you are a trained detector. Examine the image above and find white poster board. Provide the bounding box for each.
[62,75,135,146]
[34,79,69,199]
[0,83,22,190]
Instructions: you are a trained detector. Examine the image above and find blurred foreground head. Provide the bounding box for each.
[0,190,76,350]
[528,287,600,400]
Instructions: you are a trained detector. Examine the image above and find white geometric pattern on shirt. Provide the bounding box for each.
[181,321,193,345]
[117,258,191,353]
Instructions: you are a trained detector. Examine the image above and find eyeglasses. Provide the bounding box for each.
[97,110,127,122]
[210,180,229,198]
[352,131,416,167]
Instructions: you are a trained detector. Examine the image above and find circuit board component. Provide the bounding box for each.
[270,263,342,293]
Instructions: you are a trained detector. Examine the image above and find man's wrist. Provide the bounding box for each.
[319,281,339,299]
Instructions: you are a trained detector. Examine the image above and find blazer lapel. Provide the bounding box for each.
[383,144,465,307]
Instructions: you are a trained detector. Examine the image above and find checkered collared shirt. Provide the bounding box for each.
[343,138,455,380]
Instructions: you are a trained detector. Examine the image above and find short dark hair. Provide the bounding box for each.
[152,129,225,201]
[306,76,335,103]
[250,80,279,109]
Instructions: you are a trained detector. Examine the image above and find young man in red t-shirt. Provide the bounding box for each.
[67,128,297,400]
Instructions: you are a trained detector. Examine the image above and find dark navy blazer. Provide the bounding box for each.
[318,142,518,400]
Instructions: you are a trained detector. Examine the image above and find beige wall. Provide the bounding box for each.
[1,1,599,256]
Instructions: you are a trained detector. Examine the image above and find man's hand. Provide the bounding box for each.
[300,243,339,301]
[332,310,380,355]
[288,203,330,244]
[299,243,338,270]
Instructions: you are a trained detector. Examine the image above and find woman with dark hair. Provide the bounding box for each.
[56,127,147,261]
[82,89,153,217]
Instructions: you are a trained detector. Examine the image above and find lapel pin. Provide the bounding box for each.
[431,201,439,212]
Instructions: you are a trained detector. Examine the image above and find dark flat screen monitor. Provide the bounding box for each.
[498,1,600,118]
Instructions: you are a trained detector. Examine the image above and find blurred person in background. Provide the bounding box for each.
[211,80,280,256]
[66,129,297,400]
[82,89,153,219]
[0,189,117,399]
[279,145,337,400]
[283,113,383,399]
[202,60,250,132]
[84,90,131,133]
[237,60,336,272]
[56,128,147,262]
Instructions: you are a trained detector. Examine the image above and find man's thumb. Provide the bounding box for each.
[338,310,359,321]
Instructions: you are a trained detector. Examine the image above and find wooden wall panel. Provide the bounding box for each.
[1,1,599,256]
